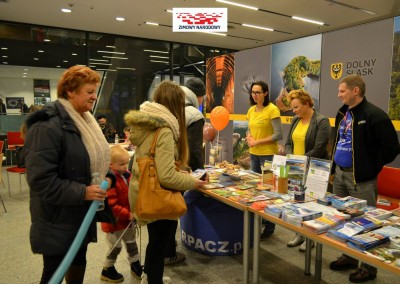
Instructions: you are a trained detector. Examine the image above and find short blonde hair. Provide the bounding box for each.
[288,89,314,108]
[110,145,129,163]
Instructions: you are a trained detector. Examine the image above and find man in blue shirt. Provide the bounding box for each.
[329,74,400,283]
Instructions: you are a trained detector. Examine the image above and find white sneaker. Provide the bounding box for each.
[163,276,172,284]
[299,240,315,252]
[287,234,305,247]
[141,274,172,284]
[141,274,148,284]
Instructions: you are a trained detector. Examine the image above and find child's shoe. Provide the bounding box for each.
[131,260,143,279]
[100,266,124,283]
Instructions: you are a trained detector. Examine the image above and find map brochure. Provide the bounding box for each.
[305,158,331,199]
[285,154,308,192]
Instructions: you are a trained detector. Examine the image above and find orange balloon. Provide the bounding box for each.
[210,106,230,131]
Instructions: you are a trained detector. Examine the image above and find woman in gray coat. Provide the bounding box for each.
[284,89,331,251]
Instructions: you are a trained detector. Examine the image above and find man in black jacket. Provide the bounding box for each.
[329,74,400,283]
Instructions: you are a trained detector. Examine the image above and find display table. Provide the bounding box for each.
[249,207,400,284]
[188,189,253,284]
[181,190,253,256]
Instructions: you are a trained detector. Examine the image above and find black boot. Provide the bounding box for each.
[131,260,143,279]
[100,266,124,283]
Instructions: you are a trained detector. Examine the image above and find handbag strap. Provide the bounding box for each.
[149,128,163,158]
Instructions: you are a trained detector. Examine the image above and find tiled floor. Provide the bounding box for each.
[0,165,399,283]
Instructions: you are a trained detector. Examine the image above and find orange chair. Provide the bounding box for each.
[0,153,7,212]
[6,132,24,165]
[6,166,27,200]
[376,166,400,210]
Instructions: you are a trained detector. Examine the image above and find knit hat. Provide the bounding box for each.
[185,78,206,97]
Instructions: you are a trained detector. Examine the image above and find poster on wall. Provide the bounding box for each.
[319,19,394,118]
[206,53,234,113]
[390,16,400,120]
[34,79,51,106]
[233,46,271,115]
[232,121,250,169]
[270,34,322,116]
[6,97,25,109]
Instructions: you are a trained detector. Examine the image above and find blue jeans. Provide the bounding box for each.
[249,154,274,174]
[250,154,275,233]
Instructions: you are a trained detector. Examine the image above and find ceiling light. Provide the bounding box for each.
[23,75,27,78]
[116,67,136,70]
[56,65,61,68]
[102,56,128,59]
[38,50,44,53]
[3,62,8,64]
[216,0,258,10]
[144,49,169,54]
[34,58,39,61]
[202,31,227,36]
[150,60,169,64]
[72,53,77,56]
[145,22,159,26]
[2,55,7,58]
[44,39,51,42]
[325,0,375,15]
[116,17,125,21]
[89,58,109,62]
[61,8,72,13]
[106,46,116,49]
[292,16,324,25]
[63,60,68,63]
[150,55,169,59]
[90,62,112,66]
[1,47,8,50]
[97,50,125,55]
[242,23,273,31]
[97,69,117,71]
[24,68,28,71]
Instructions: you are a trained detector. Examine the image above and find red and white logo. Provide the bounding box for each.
[173,8,227,32]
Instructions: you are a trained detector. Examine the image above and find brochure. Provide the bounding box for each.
[305,158,331,199]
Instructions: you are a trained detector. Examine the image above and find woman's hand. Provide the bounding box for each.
[85,184,107,201]
[246,136,257,147]
[194,179,207,189]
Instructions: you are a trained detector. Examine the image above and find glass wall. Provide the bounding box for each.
[0,21,234,135]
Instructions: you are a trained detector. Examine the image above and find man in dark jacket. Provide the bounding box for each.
[329,74,400,283]
[97,113,116,143]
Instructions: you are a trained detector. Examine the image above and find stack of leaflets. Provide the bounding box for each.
[331,196,368,210]
[326,216,383,243]
[281,204,323,227]
[303,212,350,234]
[365,244,400,263]
[365,208,394,220]
[264,201,292,218]
[347,225,400,251]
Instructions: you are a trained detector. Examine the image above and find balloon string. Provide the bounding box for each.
[217,130,220,163]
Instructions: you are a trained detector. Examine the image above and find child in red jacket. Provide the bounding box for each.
[101,145,142,282]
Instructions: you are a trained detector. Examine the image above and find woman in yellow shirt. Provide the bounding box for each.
[284,89,331,251]
[246,81,283,238]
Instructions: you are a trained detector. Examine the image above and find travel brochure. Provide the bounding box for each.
[305,158,331,199]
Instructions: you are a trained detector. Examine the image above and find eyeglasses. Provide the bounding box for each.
[251,91,264,96]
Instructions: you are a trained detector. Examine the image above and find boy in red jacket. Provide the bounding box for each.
[101,145,142,282]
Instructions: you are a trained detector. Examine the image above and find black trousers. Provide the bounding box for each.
[145,219,176,284]
[40,246,87,284]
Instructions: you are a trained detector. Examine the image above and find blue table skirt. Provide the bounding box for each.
[180,190,254,256]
